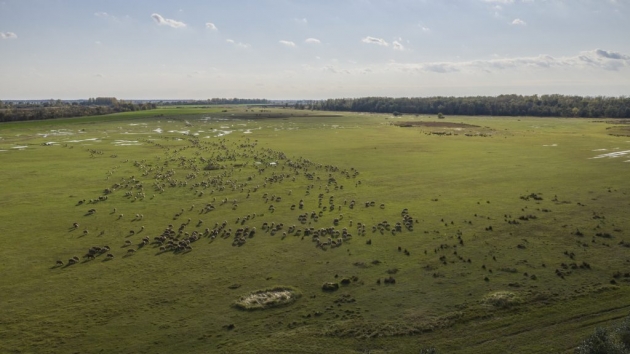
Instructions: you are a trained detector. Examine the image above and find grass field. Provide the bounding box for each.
[1,107,629,353]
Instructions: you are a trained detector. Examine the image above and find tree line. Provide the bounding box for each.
[309,95,630,118]
[160,98,269,106]
[0,98,156,123]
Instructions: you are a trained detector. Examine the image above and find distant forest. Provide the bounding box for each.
[0,97,156,122]
[160,98,269,106]
[309,95,630,118]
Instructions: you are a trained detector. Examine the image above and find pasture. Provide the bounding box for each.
[0,107,629,353]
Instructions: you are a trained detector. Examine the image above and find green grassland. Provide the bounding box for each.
[1,107,629,353]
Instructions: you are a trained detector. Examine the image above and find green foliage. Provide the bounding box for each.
[160,98,269,106]
[575,316,630,354]
[575,327,625,354]
[87,97,119,105]
[0,99,157,123]
[312,94,630,118]
[616,317,630,349]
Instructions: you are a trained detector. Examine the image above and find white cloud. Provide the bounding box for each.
[226,39,250,48]
[511,18,527,25]
[294,18,307,25]
[0,32,17,39]
[279,40,296,47]
[305,38,321,44]
[393,41,405,51]
[94,12,119,22]
[361,36,388,46]
[151,13,186,29]
[483,0,514,3]
[322,65,350,75]
[421,26,431,33]
[594,49,630,60]
[387,49,630,74]
[205,22,217,30]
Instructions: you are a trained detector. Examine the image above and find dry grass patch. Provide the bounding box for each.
[234,286,301,310]
[483,291,522,308]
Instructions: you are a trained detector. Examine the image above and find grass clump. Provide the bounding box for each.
[233,286,301,310]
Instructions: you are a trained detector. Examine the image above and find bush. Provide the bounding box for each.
[575,317,630,354]
[575,327,624,354]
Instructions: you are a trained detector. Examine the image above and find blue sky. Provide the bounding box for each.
[1,0,629,99]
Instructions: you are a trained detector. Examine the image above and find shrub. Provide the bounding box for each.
[575,327,624,354]
[575,316,630,353]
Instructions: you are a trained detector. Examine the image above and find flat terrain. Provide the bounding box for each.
[1,107,629,353]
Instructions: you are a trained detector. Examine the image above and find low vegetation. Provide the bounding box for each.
[575,316,630,354]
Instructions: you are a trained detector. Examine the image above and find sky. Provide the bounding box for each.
[0,0,629,100]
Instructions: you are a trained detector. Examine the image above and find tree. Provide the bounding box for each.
[437,112,445,119]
